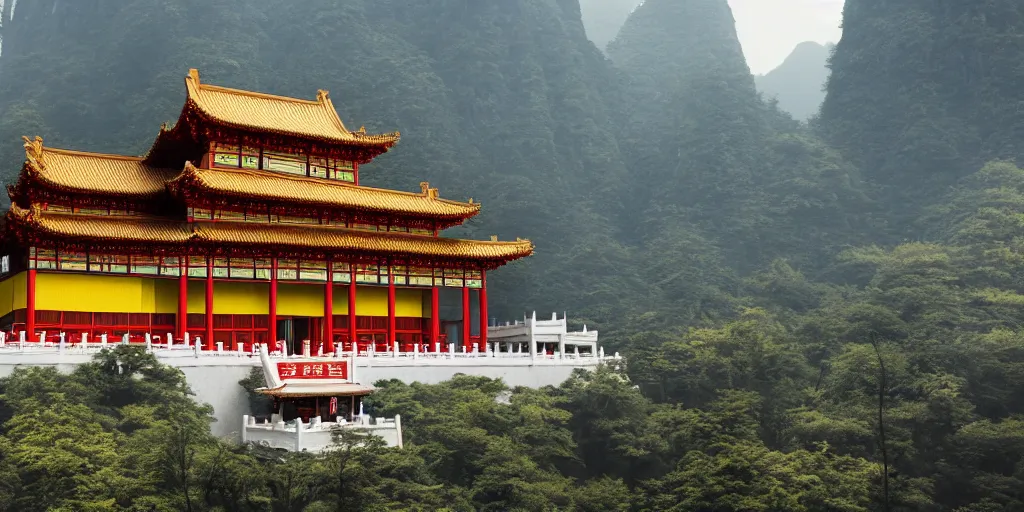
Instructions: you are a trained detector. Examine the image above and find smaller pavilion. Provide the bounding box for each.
[242,344,402,452]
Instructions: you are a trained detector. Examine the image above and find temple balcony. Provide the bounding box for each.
[241,413,403,453]
[0,312,618,368]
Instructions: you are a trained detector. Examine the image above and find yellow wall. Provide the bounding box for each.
[278,283,324,316]
[397,288,425,317]
[331,284,349,313]
[0,271,27,317]
[215,281,270,315]
[36,273,177,313]
[6,272,427,318]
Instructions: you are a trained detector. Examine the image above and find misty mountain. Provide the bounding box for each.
[755,41,832,121]
[579,0,641,51]
[818,0,1024,231]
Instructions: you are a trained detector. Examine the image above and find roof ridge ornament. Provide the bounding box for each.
[22,136,44,168]
[490,235,498,242]
[419,182,440,199]
[188,68,200,86]
[317,89,330,103]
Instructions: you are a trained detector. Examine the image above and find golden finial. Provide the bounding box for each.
[188,68,200,86]
[317,89,330,103]
[468,198,474,204]
[490,235,498,242]
[420,182,430,195]
[359,126,367,134]
[22,136,44,166]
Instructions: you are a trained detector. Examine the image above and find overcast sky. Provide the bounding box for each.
[727,0,844,74]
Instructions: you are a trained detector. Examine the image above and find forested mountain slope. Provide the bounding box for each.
[607,0,868,329]
[755,41,832,121]
[818,0,1024,232]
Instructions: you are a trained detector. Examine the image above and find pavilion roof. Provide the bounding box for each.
[5,205,534,267]
[195,220,532,263]
[6,205,192,244]
[257,382,375,398]
[183,69,400,148]
[169,163,480,223]
[17,136,177,198]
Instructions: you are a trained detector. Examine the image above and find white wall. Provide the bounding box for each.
[0,354,590,437]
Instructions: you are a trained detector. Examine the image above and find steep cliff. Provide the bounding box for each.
[818,0,1024,230]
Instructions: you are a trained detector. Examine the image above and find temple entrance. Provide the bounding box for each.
[279,317,316,355]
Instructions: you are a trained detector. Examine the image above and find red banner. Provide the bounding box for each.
[276,361,348,380]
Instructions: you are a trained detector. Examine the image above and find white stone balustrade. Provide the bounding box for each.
[241,414,403,452]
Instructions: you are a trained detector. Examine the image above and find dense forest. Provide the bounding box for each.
[1,0,1024,510]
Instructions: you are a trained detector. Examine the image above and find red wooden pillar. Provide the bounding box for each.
[387,266,396,349]
[26,268,36,340]
[205,257,214,350]
[177,261,188,340]
[430,286,440,349]
[478,271,488,351]
[269,258,278,345]
[348,267,357,352]
[324,260,334,354]
[461,284,470,352]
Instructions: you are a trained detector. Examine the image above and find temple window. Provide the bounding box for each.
[408,266,433,286]
[131,255,160,275]
[187,256,208,278]
[277,260,299,280]
[42,203,135,217]
[59,252,88,271]
[298,260,328,281]
[189,207,214,220]
[210,141,355,183]
[87,254,129,273]
[214,209,245,222]
[212,258,230,278]
[160,257,181,277]
[465,269,483,288]
[262,150,306,175]
[275,213,320,225]
[310,156,355,182]
[254,259,272,280]
[354,264,381,284]
[212,142,240,168]
[228,258,256,279]
[241,146,260,169]
[391,265,407,285]
[331,262,352,283]
[443,268,464,287]
[30,248,55,270]
[42,204,72,214]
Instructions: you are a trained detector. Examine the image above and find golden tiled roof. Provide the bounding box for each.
[170,163,480,220]
[6,204,192,243]
[6,205,534,264]
[185,69,400,147]
[195,221,533,261]
[20,136,178,197]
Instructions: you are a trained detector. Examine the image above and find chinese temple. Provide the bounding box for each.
[0,69,533,355]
